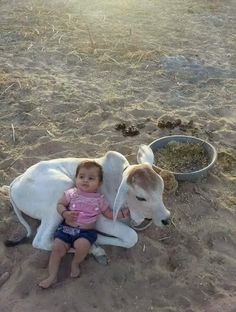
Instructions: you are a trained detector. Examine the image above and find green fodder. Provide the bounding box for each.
[155,142,209,173]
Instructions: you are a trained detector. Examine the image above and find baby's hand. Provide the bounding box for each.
[64,211,79,223]
[120,207,130,219]
[71,211,80,220]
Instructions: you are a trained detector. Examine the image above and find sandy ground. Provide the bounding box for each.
[0,0,236,311]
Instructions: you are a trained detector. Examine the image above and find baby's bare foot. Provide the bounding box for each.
[38,277,57,289]
[70,262,81,278]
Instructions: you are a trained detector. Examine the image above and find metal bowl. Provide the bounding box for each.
[149,135,217,182]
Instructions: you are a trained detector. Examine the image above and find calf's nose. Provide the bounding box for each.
[161,218,170,226]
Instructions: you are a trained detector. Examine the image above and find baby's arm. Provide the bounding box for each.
[102,207,130,220]
[100,195,130,220]
[57,195,68,216]
[57,195,78,223]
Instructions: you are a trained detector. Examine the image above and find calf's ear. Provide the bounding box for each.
[137,144,154,165]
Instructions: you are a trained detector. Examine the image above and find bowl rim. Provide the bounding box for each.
[149,135,217,176]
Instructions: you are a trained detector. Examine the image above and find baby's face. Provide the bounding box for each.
[76,166,101,193]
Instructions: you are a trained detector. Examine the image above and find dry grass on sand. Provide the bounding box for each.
[0,0,236,311]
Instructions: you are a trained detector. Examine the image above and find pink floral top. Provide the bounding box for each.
[64,188,109,225]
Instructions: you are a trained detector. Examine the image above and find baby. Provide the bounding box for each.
[39,160,129,288]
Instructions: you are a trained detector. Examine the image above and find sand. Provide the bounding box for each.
[0,0,236,311]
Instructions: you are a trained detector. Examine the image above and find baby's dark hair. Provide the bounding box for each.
[75,160,103,182]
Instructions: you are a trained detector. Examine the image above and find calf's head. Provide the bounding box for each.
[113,145,171,227]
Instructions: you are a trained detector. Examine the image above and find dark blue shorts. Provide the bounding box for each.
[54,222,97,247]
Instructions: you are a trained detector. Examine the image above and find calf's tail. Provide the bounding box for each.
[4,178,32,247]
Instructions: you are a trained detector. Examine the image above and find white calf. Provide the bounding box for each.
[8,145,170,260]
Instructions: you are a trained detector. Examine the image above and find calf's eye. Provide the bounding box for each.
[136,196,146,201]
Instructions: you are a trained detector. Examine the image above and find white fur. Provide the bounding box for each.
[9,146,170,253]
